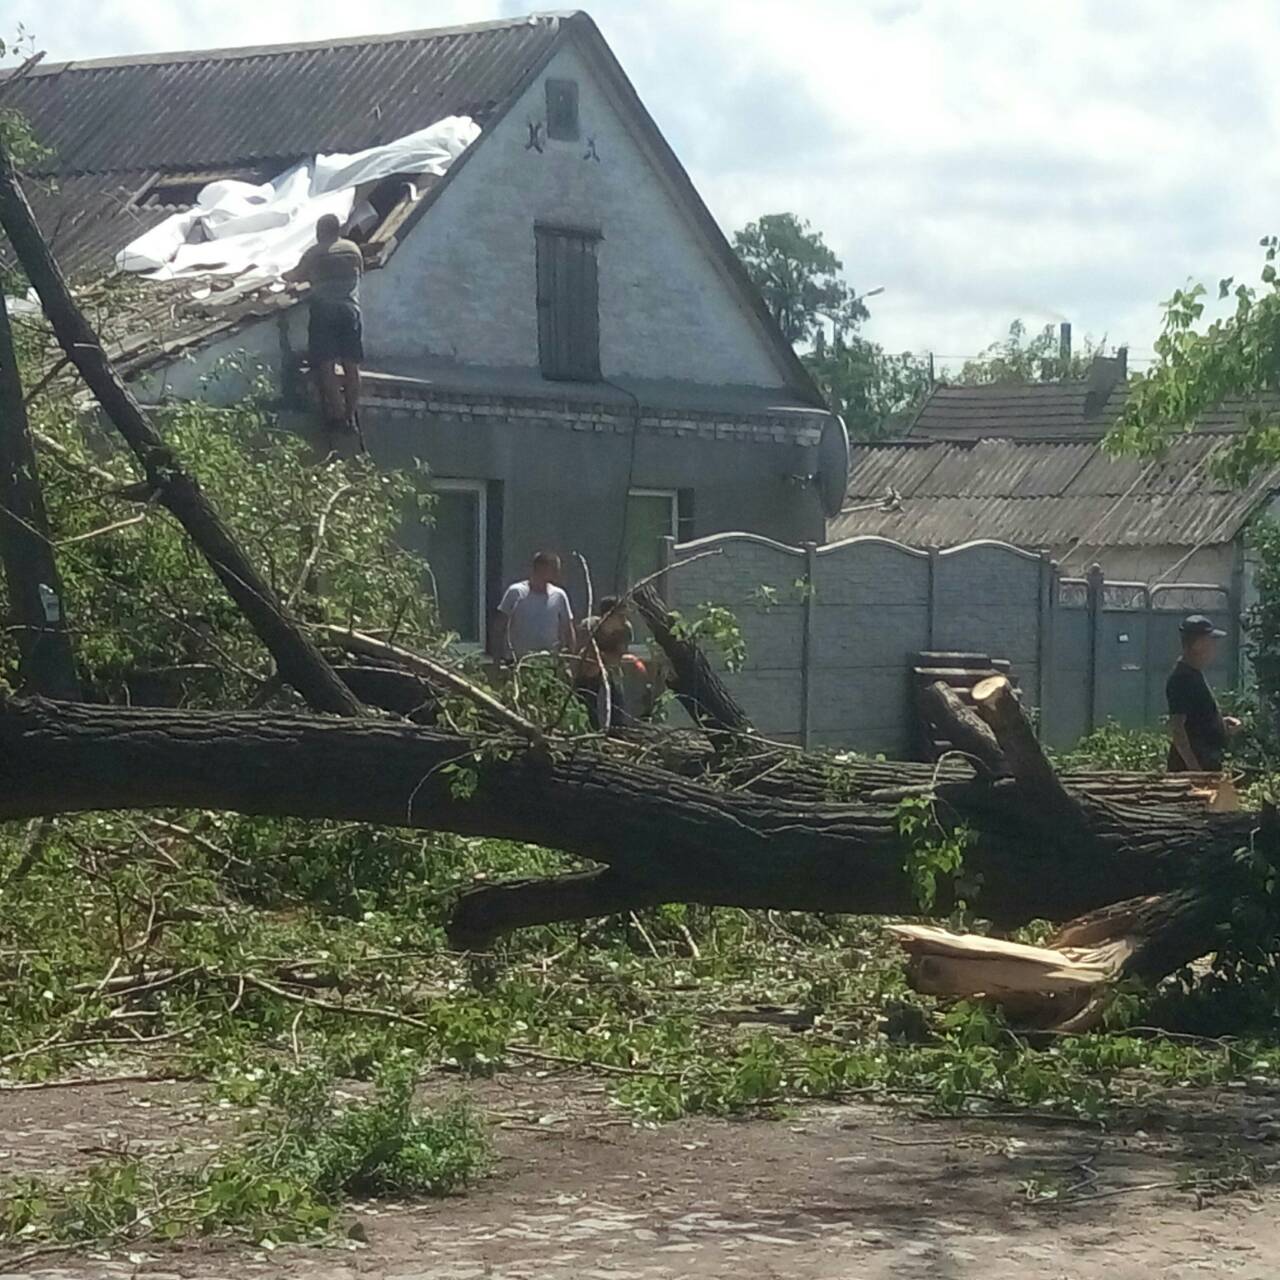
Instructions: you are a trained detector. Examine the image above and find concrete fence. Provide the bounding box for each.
[661,533,1236,755]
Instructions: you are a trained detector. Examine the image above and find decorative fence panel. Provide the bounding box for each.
[663,533,1238,755]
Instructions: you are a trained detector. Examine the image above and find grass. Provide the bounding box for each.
[4,801,1280,1251]
[0,1063,488,1249]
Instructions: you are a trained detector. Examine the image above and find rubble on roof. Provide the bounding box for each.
[116,117,477,286]
[0,16,564,278]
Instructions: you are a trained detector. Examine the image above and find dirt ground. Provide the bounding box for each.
[3,1070,1280,1280]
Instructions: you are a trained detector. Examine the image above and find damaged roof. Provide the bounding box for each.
[832,434,1280,550]
[2,11,826,406]
[1,15,567,277]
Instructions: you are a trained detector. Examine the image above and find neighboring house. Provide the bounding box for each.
[834,352,1280,589]
[4,12,837,644]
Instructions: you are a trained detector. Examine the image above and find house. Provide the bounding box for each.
[4,12,838,644]
[834,352,1280,590]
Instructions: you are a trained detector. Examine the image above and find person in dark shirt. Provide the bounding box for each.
[1166,614,1240,772]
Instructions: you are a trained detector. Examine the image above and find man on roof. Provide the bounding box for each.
[283,213,364,436]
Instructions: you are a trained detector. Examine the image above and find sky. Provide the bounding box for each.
[4,0,1278,367]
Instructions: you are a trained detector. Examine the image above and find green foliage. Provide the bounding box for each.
[670,602,747,673]
[5,354,438,701]
[1108,241,1280,479]
[732,212,929,438]
[0,38,51,175]
[1052,720,1168,771]
[732,213,867,345]
[0,1065,488,1248]
[256,1061,489,1200]
[805,333,932,440]
[955,318,1100,385]
[1243,516,1280,729]
[894,792,976,912]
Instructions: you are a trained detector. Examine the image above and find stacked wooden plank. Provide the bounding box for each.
[912,651,1014,761]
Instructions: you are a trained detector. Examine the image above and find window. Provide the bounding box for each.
[536,224,601,382]
[427,480,487,644]
[623,489,679,590]
[545,78,580,141]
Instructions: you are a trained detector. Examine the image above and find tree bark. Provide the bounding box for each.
[918,681,1005,777]
[632,582,751,735]
[972,675,1081,825]
[448,868,665,950]
[0,696,1258,947]
[0,290,79,698]
[0,144,363,718]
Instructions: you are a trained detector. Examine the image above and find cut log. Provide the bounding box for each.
[886,882,1232,1032]
[886,923,1122,997]
[971,674,1083,827]
[918,681,1006,776]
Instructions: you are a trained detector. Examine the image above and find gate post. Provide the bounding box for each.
[1086,562,1105,734]
[1036,552,1055,741]
[800,542,817,750]
[926,548,940,648]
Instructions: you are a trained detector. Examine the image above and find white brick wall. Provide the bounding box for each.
[361,43,791,390]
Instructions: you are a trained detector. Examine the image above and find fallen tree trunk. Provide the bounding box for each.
[0,696,1260,955]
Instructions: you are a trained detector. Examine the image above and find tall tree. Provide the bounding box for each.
[954,319,1097,386]
[732,213,867,345]
[807,334,931,440]
[1108,241,1280,723]
[733,212,929,438]
[1108,243,1280,474]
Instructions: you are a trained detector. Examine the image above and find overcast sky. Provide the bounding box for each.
[5,0,1276,366]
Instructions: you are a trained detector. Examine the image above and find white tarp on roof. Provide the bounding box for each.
[116,115,479,285]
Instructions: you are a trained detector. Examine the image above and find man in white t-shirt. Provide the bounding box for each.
[495,551,576,660]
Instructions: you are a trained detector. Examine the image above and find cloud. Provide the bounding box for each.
[6,0,1279,362]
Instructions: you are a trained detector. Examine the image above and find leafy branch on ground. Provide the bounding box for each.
[0,1062,487,1249]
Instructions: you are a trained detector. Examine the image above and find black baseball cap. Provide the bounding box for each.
[1180,614,1226,638]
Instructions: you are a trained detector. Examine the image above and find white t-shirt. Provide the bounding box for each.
[498,580,573,657]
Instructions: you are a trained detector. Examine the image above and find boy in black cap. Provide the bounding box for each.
[1166,615,1240,772]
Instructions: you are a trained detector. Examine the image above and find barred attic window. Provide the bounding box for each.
[545,78,580,141]
[535,224,601,382]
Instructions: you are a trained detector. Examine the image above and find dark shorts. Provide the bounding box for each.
[1167,745,1224,773]
[309,300,363,364]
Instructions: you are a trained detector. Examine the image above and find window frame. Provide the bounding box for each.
[430,478,488,647]
[624,487,679,587]
[627,488,680,541]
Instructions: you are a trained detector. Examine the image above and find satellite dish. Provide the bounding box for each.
[815,416,851,518]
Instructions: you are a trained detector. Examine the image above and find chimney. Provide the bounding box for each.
[1083,347,1128,419]
[1058,322,1072,377]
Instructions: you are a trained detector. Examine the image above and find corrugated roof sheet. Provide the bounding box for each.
[833,435,1280,549]
[0,15,567,276]
[910,368,1280,443]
